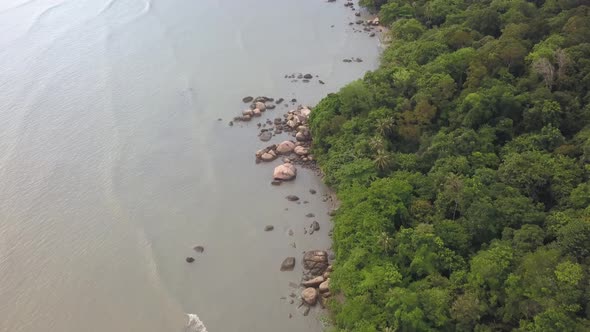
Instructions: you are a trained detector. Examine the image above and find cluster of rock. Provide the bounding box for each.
[186,245,205,263]
[232,96,286,123]
[349,17,380,37]
[343,57,364,63]
[250,105,317,183]
[300,250,332,307]
[284,73,324,84]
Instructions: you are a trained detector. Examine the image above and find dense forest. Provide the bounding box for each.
[310,0,590,331]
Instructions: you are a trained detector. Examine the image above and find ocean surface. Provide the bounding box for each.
[0,0,381,331]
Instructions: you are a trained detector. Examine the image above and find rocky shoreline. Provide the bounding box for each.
[188,1,383,324]
[227,93,339,316]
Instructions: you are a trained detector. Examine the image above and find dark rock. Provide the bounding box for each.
[229,121,234,126]
[280,257,296,271]
[312,221,320,231]
[259,131,272,142]
[309,189,317,194]
[355,57,363,62]
[343,59,352,63]
[264,225,274,231]
[186,257,195,263]
[306,213,315,218]
[286,195,300,201]
[193,245,205,253]
[355,12,360,16]
[303,306,311,316]
[319,80,325,84]
[304,74,313,79]
[302,79,310,83]
[242,96,254,103]
[291,98,297,102]
[271,180,282,186]
[369,32,375,37]
[276,98,284,104]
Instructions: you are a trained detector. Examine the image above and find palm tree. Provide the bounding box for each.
[374,149,393,172]
[378,232,393,252]
[369,136,385,152]
[376,117,395,137]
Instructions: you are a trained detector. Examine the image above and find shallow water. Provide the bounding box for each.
[0,0,381,331]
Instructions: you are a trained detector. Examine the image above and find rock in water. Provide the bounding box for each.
[302,288,318,306]
[302,275,324,287]
[242,96,254,103]
[273,163,297,181]
[294,146,309,156]
[280,257,296,271]
[311,221,320,231]
[286,195,300,201]
[259,131,272,142]
[255,101,266,111]
[193,246,205,253]
[304,73,313,79]
[186,257,195,263]
[264,225,274,231]
[303,250,329,276]
[276,141,296,154]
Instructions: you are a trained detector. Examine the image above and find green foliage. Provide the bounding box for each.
[311,0,590,330]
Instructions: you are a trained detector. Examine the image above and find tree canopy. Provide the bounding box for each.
[312,1,590,331]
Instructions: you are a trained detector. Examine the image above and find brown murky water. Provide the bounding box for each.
[0,0,381,330]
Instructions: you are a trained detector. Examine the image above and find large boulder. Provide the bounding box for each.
[280,257,296,271]
[301,288,318,306]
[303,250,329,276]
[273,163,297,181]
[276,141,296,154]
[302,276,324,287]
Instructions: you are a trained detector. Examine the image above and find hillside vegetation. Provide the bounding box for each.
[310,0,590,331]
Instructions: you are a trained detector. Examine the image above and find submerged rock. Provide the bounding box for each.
[242,96,254,103]
[193,246,205,253]
[264,225,274,231]
[186,257,195,263]
[280,257,296,271]
[286,195,300,201]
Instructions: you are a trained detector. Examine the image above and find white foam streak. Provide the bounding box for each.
[185,314,208,332]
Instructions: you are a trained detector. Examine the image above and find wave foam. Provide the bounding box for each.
[184,314,208,332]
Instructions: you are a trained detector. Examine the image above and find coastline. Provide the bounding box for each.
[220,2,385,330]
